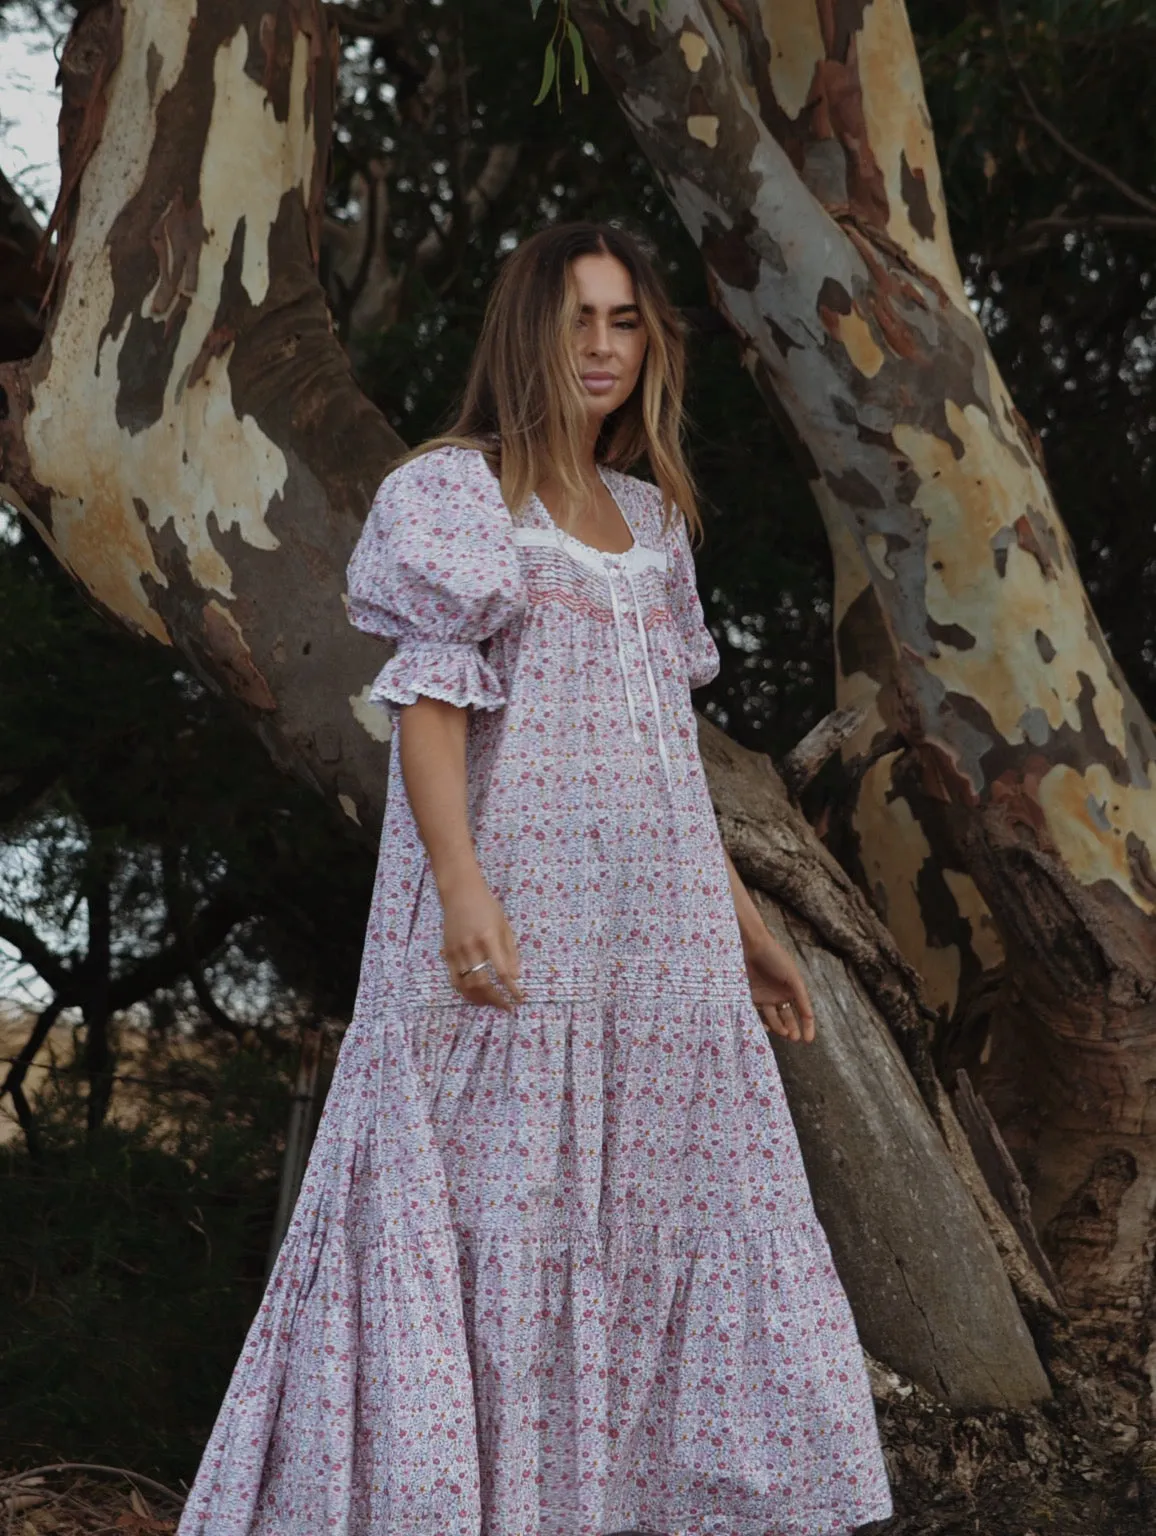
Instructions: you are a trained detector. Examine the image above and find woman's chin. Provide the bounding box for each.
[585,395,624,428]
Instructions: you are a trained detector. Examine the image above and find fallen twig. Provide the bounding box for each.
[0,1467,185,1510]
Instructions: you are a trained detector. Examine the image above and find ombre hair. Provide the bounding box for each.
[392,221,704,545]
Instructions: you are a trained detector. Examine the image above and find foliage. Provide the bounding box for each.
[0,1044,292,1480]
[0,523,374,1142]
[529,1,666,108]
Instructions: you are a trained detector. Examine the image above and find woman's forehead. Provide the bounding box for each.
[569,251,636,304]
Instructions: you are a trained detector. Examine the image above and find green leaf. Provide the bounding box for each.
[567,21,590,92]
[533,38,557,106]
[530,0,545,17]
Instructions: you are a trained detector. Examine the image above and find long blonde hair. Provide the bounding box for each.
[390,221,704,545]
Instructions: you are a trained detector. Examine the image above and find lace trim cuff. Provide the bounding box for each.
[367,640,507,716]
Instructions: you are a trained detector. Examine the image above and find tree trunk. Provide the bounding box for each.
[698,716,1051,1406]
[0,0,401,836]
[82,859,115,1136]
[0,0,1053,1404]
[570,0,1156,1346]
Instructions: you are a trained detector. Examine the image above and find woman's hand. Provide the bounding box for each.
[439,868,526,1012]
[742,928,816,1044]
[719,843,816,1043]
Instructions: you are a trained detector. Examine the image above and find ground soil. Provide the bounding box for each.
[862,1346,1152,1535]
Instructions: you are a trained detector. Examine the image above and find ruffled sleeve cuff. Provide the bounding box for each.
[367,639,508,718]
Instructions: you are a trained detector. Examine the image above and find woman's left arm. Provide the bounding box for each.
[721,844,816,1044]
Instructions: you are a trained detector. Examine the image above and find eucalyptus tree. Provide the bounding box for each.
[4,0,1153,1415]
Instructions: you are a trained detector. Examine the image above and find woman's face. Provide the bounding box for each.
[568,251,649,426]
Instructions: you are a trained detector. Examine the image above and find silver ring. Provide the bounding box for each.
[777,1002,791,1012]
[458,960,489,977]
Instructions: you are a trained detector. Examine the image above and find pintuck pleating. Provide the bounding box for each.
[176,445,892,1536]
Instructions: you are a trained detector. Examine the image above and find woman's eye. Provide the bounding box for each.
[574,317,639,330]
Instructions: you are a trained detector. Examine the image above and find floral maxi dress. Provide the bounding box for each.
[176,445,893,1536]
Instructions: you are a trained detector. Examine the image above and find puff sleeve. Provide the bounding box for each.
[346,448,525,719]
[665,509,721,690]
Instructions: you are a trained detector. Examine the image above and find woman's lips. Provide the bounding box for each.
[582,373,617,393]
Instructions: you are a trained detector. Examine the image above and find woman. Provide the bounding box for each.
[177,223,893,1536]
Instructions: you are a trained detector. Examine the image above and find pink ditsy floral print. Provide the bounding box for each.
[176,446,893,1536]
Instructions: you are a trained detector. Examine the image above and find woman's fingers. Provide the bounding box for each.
[761,998,808,1043]
[459,963,515,1011]
[440,878,527,1011]
[761,1001,794,1040]
[453,955,510,1010]
[445,917,525,1010]
[776,1002,802,1042]
[496,923,526,1005]
[790,977,816,1042]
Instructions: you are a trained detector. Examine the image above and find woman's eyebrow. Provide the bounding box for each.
[579,302,641,316]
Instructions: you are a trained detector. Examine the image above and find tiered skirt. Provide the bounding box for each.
[176,989,892,1536]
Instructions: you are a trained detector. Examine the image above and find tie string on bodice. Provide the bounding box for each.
[511,526,674,793]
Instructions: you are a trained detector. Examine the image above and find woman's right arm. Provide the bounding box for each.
[397,696,525,1012]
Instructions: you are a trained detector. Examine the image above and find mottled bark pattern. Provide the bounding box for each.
[699,716,1051,1405]
[0,0,401,833]
[572,0,1156,1320]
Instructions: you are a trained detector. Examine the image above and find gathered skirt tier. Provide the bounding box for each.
[177,988,892,1536]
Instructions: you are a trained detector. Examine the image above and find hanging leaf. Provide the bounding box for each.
[567,21,590,94]
[530,0,545,17]
[533,38,557,106]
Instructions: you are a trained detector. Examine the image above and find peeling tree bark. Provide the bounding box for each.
[570,0,1156,1338]
[0,0,1059,1406]
[0,0,401,835]
[698,716,1052,1406]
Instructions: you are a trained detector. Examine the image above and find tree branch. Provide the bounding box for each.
[160,848,244,1039]
[414,144,520,275]
[81,858,114,1135]
[0,161,46,256]
[107,888,249,1013]
[0,1465,185,1509]
[0,996,65,1159]
[0,157,49,360]
[780,704,870,799]
[6,1077,41,1157]
[1006,212,1156,253]
[1012,66,1156,219]
[0,911,78,996]
[335,161,387,338]
[0,759,69,827]
[0,996,65,1103]
[325,1,405,40]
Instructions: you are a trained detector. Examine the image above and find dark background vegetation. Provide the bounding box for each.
[0,0,1152,1482]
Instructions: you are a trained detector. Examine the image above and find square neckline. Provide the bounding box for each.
[528,463,638,561]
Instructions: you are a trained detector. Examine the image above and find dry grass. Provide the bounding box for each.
[0,1007,232,1150]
